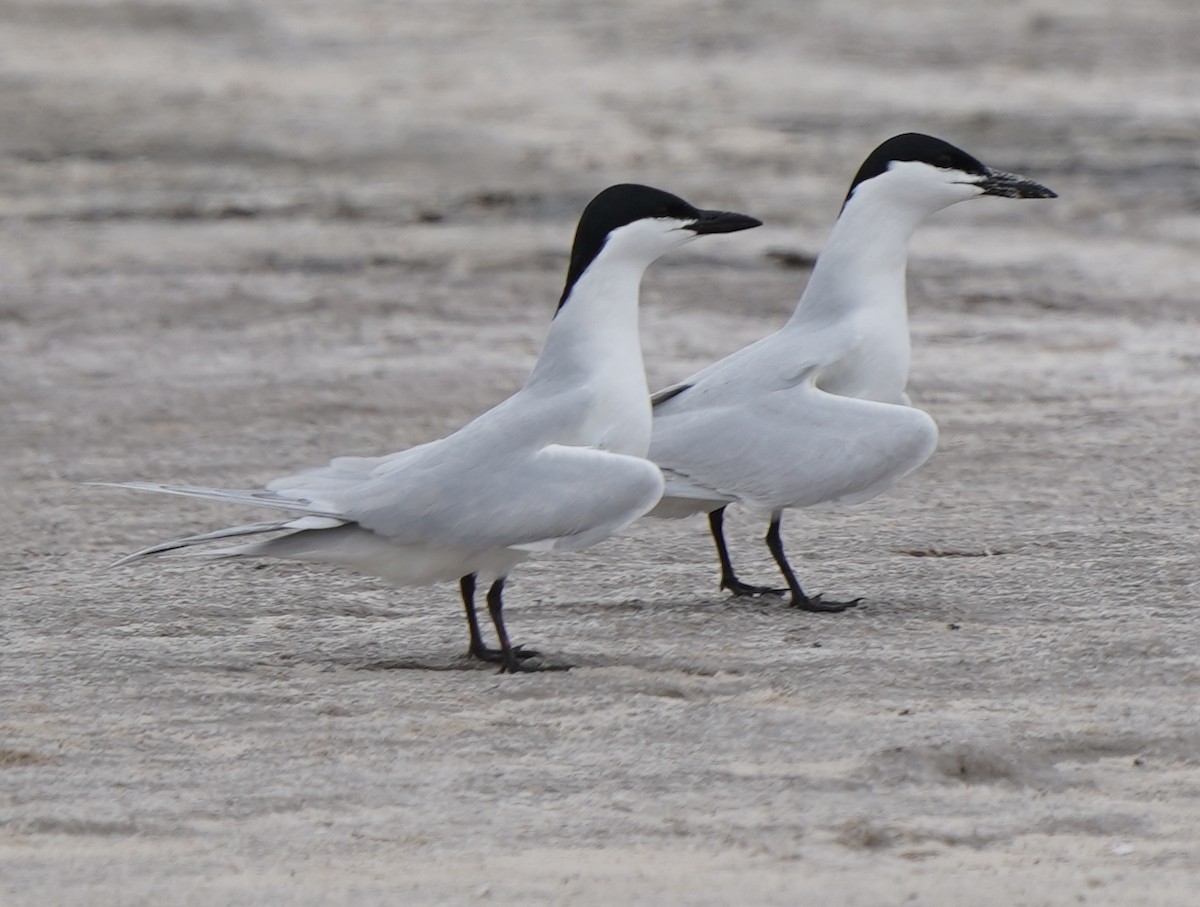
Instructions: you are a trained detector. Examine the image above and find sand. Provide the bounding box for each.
[3,1,1200,904]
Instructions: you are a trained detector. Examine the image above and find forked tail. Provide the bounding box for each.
[110,515,346,566]
[89,481,346,566]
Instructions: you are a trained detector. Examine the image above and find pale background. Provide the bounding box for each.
[3,1,1199,904]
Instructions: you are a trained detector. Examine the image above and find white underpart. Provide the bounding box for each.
[106,215,716,587]
[650,160,988,519]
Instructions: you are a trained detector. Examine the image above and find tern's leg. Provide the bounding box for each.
[485,578,567,673]
[763,514,860,613]
[460,574,537,664]
[708,507,787,597]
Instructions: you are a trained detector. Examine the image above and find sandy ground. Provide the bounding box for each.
[3,1,1200,904]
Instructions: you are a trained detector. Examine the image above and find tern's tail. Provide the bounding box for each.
[110,516,345,567]
[89,481,349,566]
[88,481,340,518]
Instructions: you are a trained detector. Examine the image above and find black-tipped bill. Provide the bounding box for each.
[685,209,763,235]
[977,168,1057,200]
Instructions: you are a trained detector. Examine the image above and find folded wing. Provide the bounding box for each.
[651,381,937,512]
[338,444,666,552]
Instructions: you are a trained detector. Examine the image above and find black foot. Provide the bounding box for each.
[721,578,788,598]
[791,593,861,614]
[470,643,540,664]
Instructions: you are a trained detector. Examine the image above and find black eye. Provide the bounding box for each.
[933,154,955,169]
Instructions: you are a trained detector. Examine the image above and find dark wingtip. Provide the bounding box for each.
[651,384,693,407]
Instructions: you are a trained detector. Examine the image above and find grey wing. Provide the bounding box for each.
[651,382,938,512]
[338,444,666,552]
[265,440,439,502]
[651,324,851,414]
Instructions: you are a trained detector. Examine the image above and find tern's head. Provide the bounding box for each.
[841,133,1056,217]
[558,184,761,309]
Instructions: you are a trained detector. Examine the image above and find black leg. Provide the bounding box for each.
[460,574,487,655]
[485,578,566,673]
[460,574,537,664]
[709,507,787,597]
[763,514,860,613]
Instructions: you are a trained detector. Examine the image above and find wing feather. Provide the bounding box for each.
[651,382,937,512]
[341,444,664,551]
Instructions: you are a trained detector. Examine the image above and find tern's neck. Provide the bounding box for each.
[788,193,932,328]
[523,254,653,455]
[786,193,943,402]
[528,256,648,389]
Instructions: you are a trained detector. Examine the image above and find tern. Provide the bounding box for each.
[99,184,761,671]
[648,134,1055,611]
